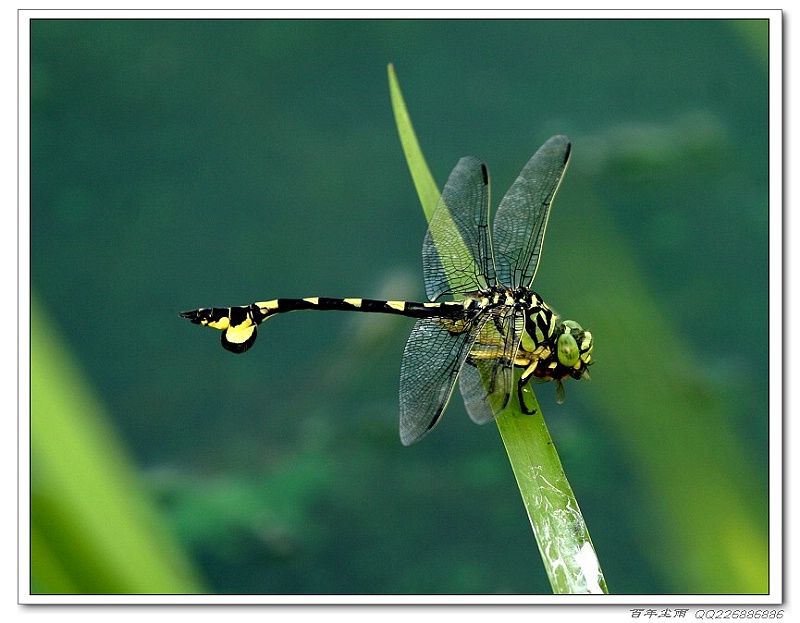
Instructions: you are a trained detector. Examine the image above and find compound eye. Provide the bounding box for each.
[557,332,580,368]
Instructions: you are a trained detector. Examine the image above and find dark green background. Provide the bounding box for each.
[30,18,770,595]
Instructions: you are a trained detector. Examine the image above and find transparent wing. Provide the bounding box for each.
[492,135,572,289]
[398,312,488,445]
[422,156,496,301]
[458,306,523,425]
[458,362,497,425]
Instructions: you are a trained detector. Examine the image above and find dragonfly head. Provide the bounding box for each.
[557,320,593,379]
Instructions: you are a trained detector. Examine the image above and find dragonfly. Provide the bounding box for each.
[181,135,593,445]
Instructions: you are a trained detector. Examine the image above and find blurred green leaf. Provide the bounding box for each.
[729,19,769,66]
[552,181,770,593]
[30,291,205,594]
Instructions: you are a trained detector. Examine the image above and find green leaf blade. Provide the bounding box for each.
[388,63,440,220]
[496,391,608,594]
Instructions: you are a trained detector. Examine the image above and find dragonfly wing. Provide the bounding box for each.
[492,135,572,289]
[399,313,487,445]
[423,156,496,301]
[459,360,505,425]
[458,306,522,425]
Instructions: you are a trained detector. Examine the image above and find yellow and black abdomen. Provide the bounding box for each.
[180,297,469,354]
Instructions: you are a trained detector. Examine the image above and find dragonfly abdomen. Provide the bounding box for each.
[180,297,472,354]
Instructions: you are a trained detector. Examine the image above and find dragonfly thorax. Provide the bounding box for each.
[471,284,544,308]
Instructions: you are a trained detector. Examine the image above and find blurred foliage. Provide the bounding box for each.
[30,292,204,594]
[28,18,772,595]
